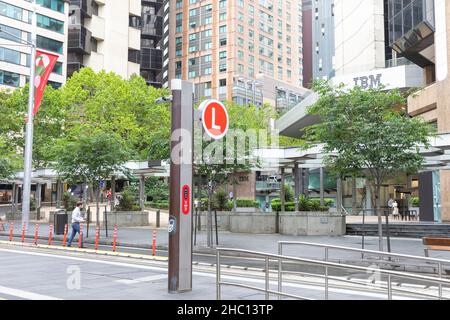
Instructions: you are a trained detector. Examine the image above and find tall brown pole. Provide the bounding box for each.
[168,80,194,293]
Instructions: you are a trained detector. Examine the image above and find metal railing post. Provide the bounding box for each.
[388,275,392,300]
[325,247,329,300]
[216,250,221,300]
[265,256,270,300]
[438,263,443,300]
[278,242,282,300]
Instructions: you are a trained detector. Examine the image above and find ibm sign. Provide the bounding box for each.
[332,65,424,91]
[353,74,382,89]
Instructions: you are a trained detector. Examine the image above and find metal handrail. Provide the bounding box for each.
[278,241,450,267]
[216,247,450,301]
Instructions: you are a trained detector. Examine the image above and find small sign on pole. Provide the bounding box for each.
[198,99,229,140]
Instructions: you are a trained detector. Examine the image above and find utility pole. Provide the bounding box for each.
[20,0,37,231]
[168,80,194,293]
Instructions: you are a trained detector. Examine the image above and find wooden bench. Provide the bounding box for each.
[423,237,450,257]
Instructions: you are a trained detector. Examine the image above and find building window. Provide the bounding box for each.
[37,14,64,34]
[0,47,21,65]
[0,1,24,21]
[36,0,65,13]
[0,69,20,87]
[36,35,63,53]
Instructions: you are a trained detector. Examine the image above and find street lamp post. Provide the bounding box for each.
[22,0,38,231]
[0,1,37,231]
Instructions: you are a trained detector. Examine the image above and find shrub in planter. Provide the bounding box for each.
[411,197,420,207]
[214,189,229,211]
[116,187,140,211]
[62,192,78,211]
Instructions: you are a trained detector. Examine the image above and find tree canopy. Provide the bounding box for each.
[304,80,435,251]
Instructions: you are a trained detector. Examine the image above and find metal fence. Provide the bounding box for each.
[216,247,450,300]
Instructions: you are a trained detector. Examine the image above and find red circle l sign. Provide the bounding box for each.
[199,99,229,140]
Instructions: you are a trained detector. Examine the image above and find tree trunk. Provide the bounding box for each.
[233,179,237,212]
[375,183,384,252]
[207,184,212,248]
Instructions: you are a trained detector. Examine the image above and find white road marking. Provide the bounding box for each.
[0,247,427,300]
[115,274,167,285]
[0,285,61,300]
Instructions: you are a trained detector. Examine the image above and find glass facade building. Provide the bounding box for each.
[387,0,435,67]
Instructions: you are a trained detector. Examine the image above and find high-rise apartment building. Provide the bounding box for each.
[67,0,140,80]
[312,0,335,80]
[136,0,164,87]
[68,0,163,86]
[0,0,69,90]
[163,0,306,111]
[302,0,313,87]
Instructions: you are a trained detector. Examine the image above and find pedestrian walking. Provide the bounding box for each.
[67,202,86,247]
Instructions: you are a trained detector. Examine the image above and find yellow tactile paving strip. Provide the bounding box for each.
[0,240,168,262]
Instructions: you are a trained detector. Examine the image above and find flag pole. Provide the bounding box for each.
[22,0,37,231]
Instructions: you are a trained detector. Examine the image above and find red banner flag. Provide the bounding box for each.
[33,50,59,116]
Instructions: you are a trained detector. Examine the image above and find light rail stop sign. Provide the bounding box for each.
[199,99,229,140]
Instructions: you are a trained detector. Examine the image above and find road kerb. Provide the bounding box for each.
[0,240,168,262]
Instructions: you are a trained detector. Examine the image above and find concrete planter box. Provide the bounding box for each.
[196,211,345,236]
[106,211,149,227]
[5,211,39,221]
[198,212,230,231]
[230,212,277,234]
[279,212,346,236]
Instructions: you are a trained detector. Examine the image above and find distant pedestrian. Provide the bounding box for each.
[229,191,234,201]
[67,202,85,247]
[392,201,399,220]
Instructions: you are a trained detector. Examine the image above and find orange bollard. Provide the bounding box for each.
[152,230,156,256]
[48,224,53,246]
[21,223,26,243]
[9,222,14,241]
[78,224,83,248]
[94,225,100,251]
[63,224,68,247]
[34,224,39,245]
[112,225,117,252]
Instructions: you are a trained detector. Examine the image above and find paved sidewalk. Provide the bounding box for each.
[2,221,450,263]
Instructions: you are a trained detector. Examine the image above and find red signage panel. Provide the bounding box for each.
[182,185,190,215]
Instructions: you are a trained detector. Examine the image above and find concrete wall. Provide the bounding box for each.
[105,211,149,227]
[279,212,346,236]
[197,211,345,236]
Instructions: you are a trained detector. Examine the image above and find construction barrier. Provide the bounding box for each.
[34,224,39,245]
[78,224,83,248]
[113,225,117,252]
[152,229,156,256]
[48,224,53,246]
[94,225,99,251]
[63,224,68,247]
[9,222,13,241]
[21,223,25,243]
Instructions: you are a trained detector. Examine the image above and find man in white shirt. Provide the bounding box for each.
[67,202,85,247]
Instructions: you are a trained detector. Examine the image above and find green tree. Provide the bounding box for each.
[304,80,434,251]
[61,68,170,161]
[145,177,169,202]
[53,132,130,222]
[0,158,13,181]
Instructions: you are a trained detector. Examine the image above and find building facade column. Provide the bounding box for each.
[303,168,310,196]
[139,175,145,211]
[294,163,300,211]
[110,176,116,210]
[320,168,325,206]
[336,177,343,214]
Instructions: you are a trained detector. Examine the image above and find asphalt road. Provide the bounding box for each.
[1,244,449,300]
